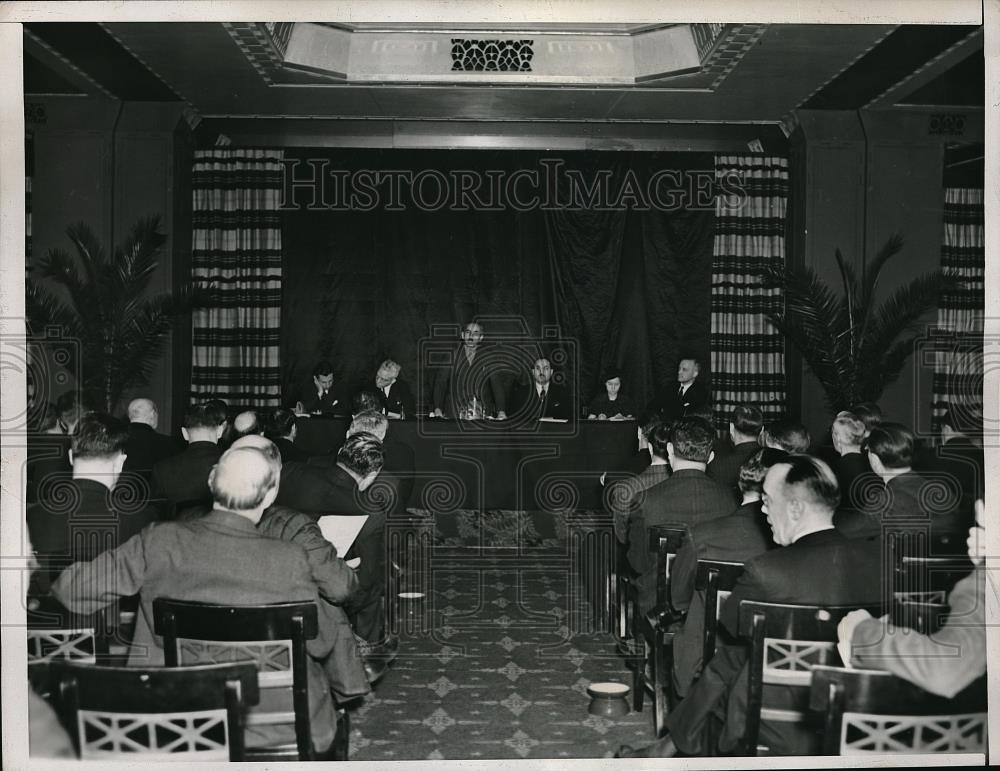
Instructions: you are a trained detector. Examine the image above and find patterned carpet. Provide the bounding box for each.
[346,509,654,760]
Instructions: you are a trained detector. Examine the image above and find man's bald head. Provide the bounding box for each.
[232,410,262,438]
[127,398,158,428]
[208,445,280,519]
[229,434,281,466]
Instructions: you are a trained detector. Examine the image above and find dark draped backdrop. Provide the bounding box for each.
[281,150,716,415]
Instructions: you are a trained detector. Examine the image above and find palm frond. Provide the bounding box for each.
[856,337,918,403]
[114,216,166,300]
[64,222,107,297]
[25,280,85,339]
[858,271,955,370]
[857,234,905,325]
[834,248,859,359]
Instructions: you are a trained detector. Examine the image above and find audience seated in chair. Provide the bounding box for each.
[828,411,870,510]
[761,419,811,454]
[669,447,784,698]
[707,405,764,503]
[122,398,182,482]
[606,417,671,544]
[28,413,161,589]
[51,442,344,754]
[627,417,734,616]
[27,390,95,503]
[152,401,226,515]
[838,500,986,699]
[618,455,885,759]
[266,408,309,464]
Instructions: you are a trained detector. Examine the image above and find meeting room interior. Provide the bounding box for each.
[9,6,990,765]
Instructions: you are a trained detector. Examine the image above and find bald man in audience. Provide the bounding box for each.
[152,402,226,516]
[52,443,345,754]
[122,398,181,482]
[230,434,370,694]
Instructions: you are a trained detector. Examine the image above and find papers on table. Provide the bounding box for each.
[538,417,569,423]
[317,514,369,557]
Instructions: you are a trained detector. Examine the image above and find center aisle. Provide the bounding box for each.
[347,509,653,760]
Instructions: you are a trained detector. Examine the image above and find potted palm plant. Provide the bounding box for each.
[26,216,195,414]
[763,235,957,413]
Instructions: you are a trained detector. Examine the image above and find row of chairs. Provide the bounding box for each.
[614,524,984,756]
[28,600,349,762]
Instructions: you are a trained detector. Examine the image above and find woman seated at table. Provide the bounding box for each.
[587,369,636,420]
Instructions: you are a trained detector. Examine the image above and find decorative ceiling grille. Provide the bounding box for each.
[451,39,533,72]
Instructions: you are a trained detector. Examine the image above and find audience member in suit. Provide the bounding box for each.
[669,448,785,697]
[152,402,226,515]
[587,368,637,420]
[373,358,416,419]
[606,419,672,544]
[627,417,735,615]
[220,409,264,450]
[121,398,181,483]
[864,423,963,534]
[295,359,347,416]
[645,355,710,423]
[27,390,94,503]
[347,409,415,516]
[762,418,811,454]
[828,411,871,510]
[266,407,310,464]
[510,357,574,421]
[27,413,161,592]
[839,500,985,700]
[230,435,371,695]
[431,321,507,419]
[916,406,983,533]
[707,405,764,503]
[51,443,343,754]
[850,401,883,436]
[619,455,885,758]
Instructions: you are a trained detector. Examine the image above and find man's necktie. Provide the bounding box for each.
[677,385,684,398]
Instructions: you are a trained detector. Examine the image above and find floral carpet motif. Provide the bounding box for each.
[347,510,652,760]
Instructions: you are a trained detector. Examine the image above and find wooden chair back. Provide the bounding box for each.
[153,598,318,761]
[647,524,689,615]
[694,559,744,666]
[736,600,883,756]
[50,660,259,761]
[809,665,987,755]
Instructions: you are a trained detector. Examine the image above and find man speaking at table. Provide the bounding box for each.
[431,321,507,419]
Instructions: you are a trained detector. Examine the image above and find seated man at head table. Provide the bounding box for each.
[431,320,507,419]
[51,443,347,754]
[372,358,416,419]
[295,360,347,416]
[645,354,710,423]
[510,357,574,421]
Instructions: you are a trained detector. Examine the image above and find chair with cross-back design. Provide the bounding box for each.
[627,523,689,735]
[152,598,342,761]
[49,660,259,760]
[27,628,96,665]
[809,665,987,755]
[736,600,883,756]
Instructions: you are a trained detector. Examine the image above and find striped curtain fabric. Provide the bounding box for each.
[709,155,788,428]
[931,187,984,433]
[190,149,284,407]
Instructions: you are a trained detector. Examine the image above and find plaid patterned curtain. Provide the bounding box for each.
[709,155,788,428]
[931,187,984,433]
[190,149,284,407]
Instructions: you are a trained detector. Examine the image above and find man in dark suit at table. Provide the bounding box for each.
[511,357,573,421]
[618,455,885,759]
[121,398,181,483]
[295,360,346,416]
[707,404,764,503]
[373,359,416,419]
[431,321,507,419]
[645,355,709,423]
[51,442,344,755]
[152,401,226,515]
[627,416,735,615]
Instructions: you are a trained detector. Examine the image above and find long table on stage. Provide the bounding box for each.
[294,417,639,511]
